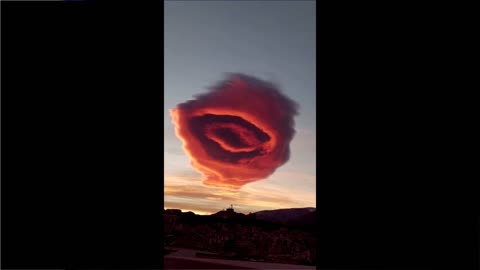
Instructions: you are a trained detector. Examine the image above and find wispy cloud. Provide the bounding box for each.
[164,170,315,214]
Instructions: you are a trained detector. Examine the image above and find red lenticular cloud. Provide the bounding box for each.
[170,73,298,189]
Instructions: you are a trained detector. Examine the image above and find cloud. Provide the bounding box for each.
[169,73,299,189]
[164,172,315,214]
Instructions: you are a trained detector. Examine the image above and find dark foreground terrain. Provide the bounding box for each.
[164,248,316,270]
[164,207,317,266]
[165,257,254,269]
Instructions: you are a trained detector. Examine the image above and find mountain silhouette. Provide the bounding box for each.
[207,207,316,229]
[254,207,316,227]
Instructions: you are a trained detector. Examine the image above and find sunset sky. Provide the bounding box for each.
[164,1,316,215]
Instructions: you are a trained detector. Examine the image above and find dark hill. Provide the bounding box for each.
[254,207,316,226]
[165,207,316,230]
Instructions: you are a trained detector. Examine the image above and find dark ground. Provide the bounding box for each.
[164,257,254,269]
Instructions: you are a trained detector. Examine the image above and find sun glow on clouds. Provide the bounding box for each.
[164,125,316,215]
[164,171,315,215]
[164,76,315,215]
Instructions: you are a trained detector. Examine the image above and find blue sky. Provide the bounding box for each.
[164,1,316,214]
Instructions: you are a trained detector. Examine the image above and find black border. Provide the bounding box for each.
[2,1,164,269]
[1,1,477,270]
[317,2,477,270]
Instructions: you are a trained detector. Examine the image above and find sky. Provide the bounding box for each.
[164,1,316,215]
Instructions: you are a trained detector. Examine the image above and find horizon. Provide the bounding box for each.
[165,1,316,215]
[164,206,317,216]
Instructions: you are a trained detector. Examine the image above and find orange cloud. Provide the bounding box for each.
[169,74,298,189]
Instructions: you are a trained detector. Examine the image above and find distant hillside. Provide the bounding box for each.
[211,207,256,220]
[254,207,316,227]
[165,207,316,230]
